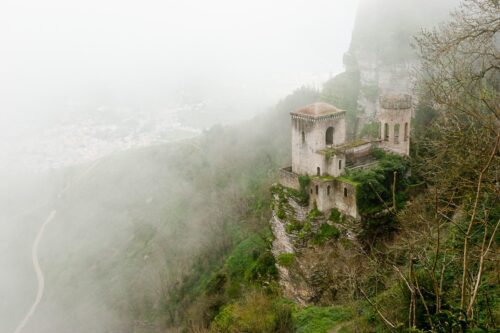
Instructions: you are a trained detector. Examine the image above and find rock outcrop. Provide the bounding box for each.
[270,185,363,305]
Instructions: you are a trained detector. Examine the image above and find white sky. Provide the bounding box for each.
[0,0,359,123]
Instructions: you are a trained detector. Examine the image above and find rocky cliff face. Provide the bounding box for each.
[347,0,460,122]
[270,185,364,305]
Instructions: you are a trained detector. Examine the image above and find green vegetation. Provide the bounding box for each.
[346,149,410,215]
[336,176,360,187]
[285,221,303,234]
[312,223,340,245]
[277,253,296,267]
[324,149,333,161]
[328,208,342,223]
[297,175,311,204]
[294,306,353,333]
[276,208,286,219]
[339,149,410,241]
[307,205,323,220]
[225,233,272,282]
[210,293,295,333]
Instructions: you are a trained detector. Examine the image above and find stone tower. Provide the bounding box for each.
[291,103,346,177]
[378,94,412,156]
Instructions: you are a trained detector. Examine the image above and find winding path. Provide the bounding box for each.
[12,210,56,333]
[12,160,100,333]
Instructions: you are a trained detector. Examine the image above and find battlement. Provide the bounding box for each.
[379,94,412,110]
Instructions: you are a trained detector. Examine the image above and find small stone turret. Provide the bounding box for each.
[378,94,412,156]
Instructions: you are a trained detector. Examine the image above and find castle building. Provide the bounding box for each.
[291,103,346,177]
[278,95,412,219]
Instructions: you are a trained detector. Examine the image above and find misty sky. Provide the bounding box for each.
[0,0,359,126]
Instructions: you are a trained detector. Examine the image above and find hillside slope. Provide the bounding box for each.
[3,87,319,333]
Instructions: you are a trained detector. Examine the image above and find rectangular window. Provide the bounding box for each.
[339,160,342,170]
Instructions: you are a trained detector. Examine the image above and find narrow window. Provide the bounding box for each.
[384,123,389,141]
[317,167,320,176]
[394,123,400,144]
[327,186,331,196]
[301,131,305,144]
[338,160,342,170]
[344,187,348,197]
[315,185,319,195]
[325,127,334,145]
[404,123,408,141]
[310,188,313,194]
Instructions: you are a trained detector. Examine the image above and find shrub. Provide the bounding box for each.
[210,292,295,333]
[286,221,304,234]
[346,150,410,215]
[328,208,342,223]
[277,253,295,267]
[246,250,278,283]
[205,273,227,296]
[294,306,353,333]
[307,205,323,220]
[312,223,340,245]
[298,176,311,204]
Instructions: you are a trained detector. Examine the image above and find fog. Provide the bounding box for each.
[0,0,467,330]
[0,1,361,332]
[1,0,358,141]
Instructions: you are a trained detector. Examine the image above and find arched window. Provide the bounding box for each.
[394,123,400,143]
[325,127,334,145]
[338,160,342,170]
[404,123,408,141]
[317,167,320,176]
[327,185,331,196]
[344,187,348,197]
[315,185,319,195]
[301,131,305,144]
[384,123,389,141]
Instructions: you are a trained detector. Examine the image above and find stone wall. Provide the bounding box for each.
[308,178,358,219]
[332,180,358,219]
[345,141,377,167]
[278,166,300,190]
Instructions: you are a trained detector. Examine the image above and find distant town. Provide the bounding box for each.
[1,105,203,172]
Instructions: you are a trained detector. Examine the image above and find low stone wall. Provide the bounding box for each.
[345,142,376,167]
[278,166,300,190]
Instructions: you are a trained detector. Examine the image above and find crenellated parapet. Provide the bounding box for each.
[379,94,412,110]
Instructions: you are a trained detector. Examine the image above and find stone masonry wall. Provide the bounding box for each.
[278,167,300,190]
[308,178,358,219]
[291,115,346,177]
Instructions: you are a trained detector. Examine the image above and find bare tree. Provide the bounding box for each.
[413,0,499,325]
